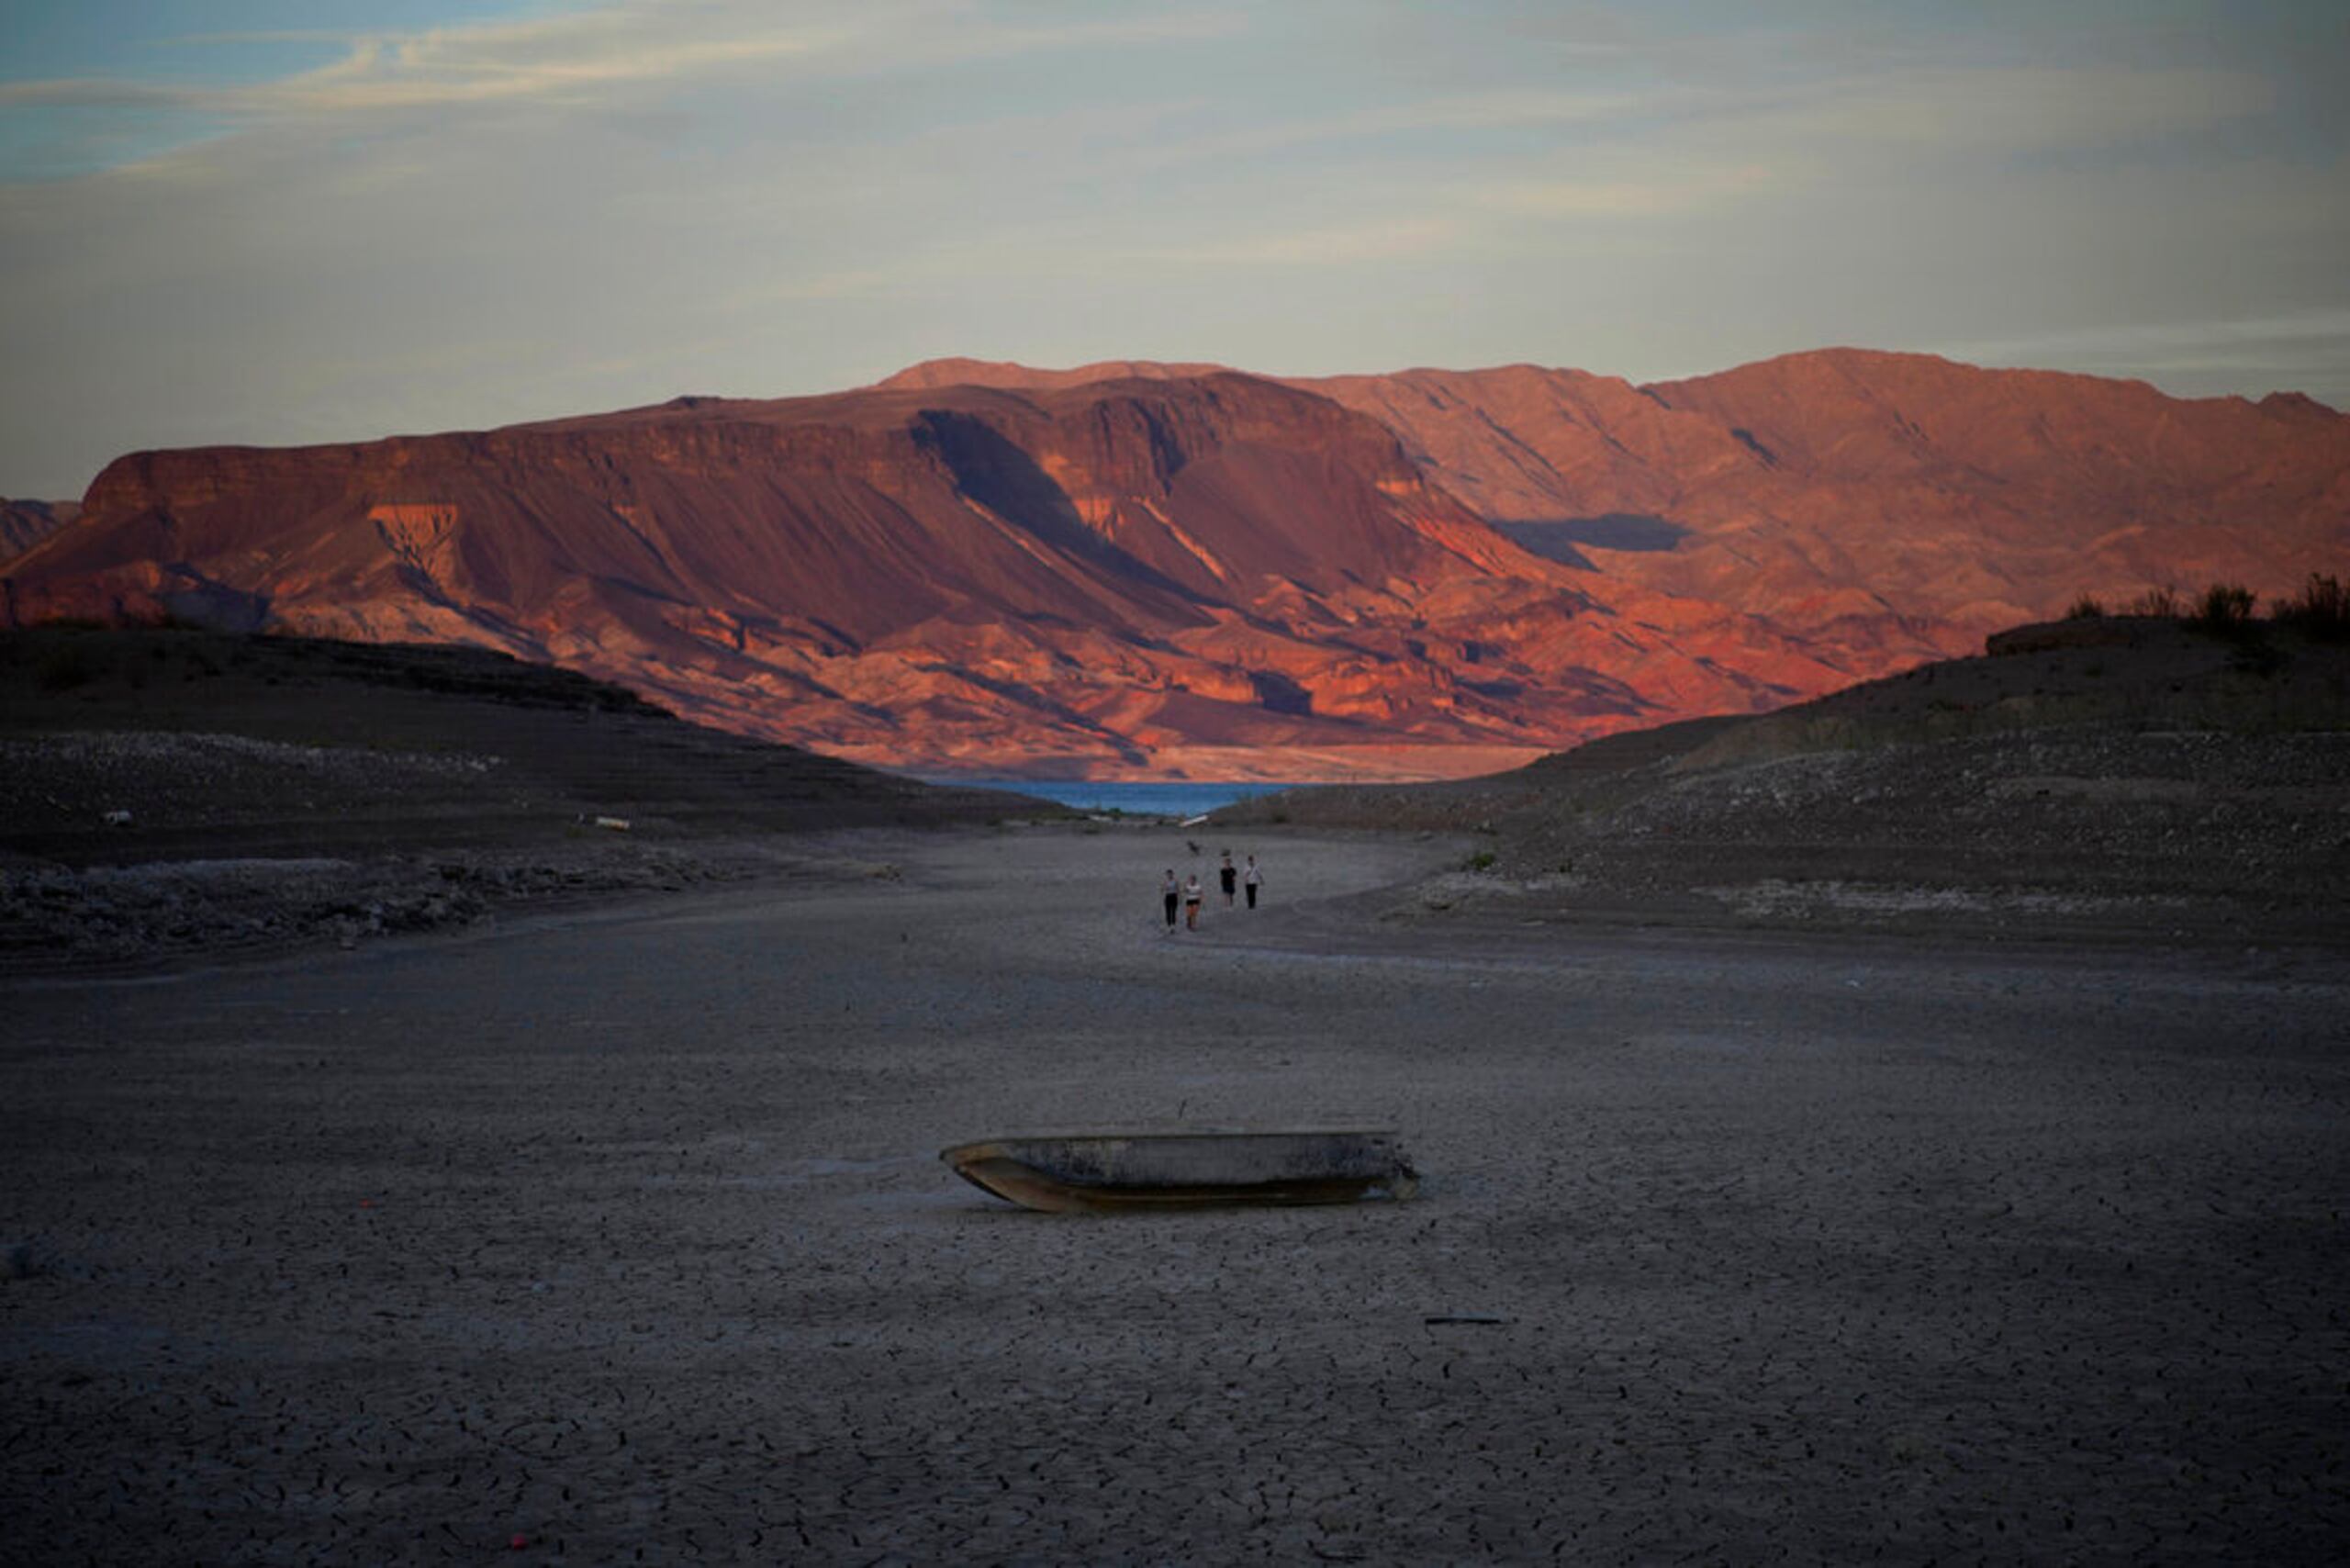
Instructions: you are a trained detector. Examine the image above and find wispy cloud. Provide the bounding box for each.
[1,5,842,116]
[0,2,2342,498]
[1731,64,2278,155]
[1,1,1244,127]
[1125,86,1660,171]
[0,78,193,108]
[1133,216,1466,268]
[1477,161,1785,218]
[240,12,845,113]
[1939,308,2350,382]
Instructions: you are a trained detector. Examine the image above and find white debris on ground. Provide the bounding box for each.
[1344,725,2350,939]
[2,728,499,775]
[0,731,503,832]
[1697,878,2194,921]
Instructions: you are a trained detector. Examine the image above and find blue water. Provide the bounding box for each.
[947,779,1304,817]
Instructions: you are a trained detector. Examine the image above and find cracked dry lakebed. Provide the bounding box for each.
[3,825,2345,1563]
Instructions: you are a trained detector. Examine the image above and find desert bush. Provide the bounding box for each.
[2064,594,2106,620]
[2274,572,2348,641]
[2122,586,2182,618]
[2192,582,2256,629]
[1464,850,1497,872]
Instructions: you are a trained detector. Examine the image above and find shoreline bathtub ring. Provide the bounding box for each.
[940,1127,1418,1212]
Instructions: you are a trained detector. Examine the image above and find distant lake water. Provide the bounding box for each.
[942,779,1308,818]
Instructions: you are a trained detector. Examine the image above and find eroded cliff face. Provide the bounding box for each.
[1319,353,2350,638]
[10,353,2343,779]
[0,498,75,565]
[890,348,2349,637]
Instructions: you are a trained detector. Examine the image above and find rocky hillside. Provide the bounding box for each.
[0,498,74,563]
[1220,613,2350,944]
[7,351,2344,780]
[0,625,1027,857]
[0,626,1039,968]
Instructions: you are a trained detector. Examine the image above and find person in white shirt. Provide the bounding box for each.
[1182,873,1204,929]
[1243,855,1262,909]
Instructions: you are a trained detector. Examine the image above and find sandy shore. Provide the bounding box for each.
[4,823,2345,1563]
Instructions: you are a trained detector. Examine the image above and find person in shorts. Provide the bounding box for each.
[1219,850,1238,907]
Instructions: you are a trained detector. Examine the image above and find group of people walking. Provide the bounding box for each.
[1162,850,1262,931]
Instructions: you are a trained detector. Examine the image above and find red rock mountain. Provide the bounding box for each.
[892,352,2350,643]
[0,499,75,565]
[7,353,2344,779]
[1304,353,2349,642]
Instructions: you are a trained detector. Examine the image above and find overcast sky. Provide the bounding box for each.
[2,0,2345,498]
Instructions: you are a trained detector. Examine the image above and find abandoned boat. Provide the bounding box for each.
[940,1126,1417,1212]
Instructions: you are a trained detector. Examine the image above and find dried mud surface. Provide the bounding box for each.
[4,825,2345,1564]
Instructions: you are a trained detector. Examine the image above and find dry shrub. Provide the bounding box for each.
[2274,573,2348,641]
[2193,582,2256,629]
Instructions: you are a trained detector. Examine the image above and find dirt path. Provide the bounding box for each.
[4,824,2344,1563]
